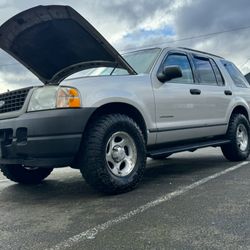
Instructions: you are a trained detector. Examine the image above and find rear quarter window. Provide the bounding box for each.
[222,60,248,88]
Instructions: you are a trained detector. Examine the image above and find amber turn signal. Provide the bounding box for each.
[56,87,81,108]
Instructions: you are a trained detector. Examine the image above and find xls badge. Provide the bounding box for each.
[0,100,5,108]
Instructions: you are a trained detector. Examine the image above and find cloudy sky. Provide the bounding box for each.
[0,0,250,92]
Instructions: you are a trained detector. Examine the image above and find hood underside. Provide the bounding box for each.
[0,5,136,84]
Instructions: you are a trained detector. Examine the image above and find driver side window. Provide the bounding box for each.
[163,54,194,84]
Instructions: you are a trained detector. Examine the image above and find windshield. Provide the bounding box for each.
[123,48,161,73]
[65,48,161,80]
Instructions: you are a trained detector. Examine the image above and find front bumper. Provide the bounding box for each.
[0,108,95,167]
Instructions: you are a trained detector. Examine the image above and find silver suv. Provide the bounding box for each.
[0,5,249,194]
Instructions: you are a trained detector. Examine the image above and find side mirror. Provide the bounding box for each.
[157,65,182,83]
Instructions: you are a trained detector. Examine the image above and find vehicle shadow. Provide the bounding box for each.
[0,152,235,205]
[145,154,228,179]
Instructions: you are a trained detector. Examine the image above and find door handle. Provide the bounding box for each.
[224,90,232,95]
[190,89,201,95]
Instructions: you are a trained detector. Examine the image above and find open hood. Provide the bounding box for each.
[0,5,136,84]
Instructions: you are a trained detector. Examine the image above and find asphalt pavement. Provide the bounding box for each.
[0,148,250,250]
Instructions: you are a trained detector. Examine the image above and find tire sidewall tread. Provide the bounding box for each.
[1,165,53,184]
[78,113,146,194]
[221,113,250,161]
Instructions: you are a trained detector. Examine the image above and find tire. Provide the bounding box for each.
[77,113,146,194]
[1,165,53,184]
[221,113,250,161]
[150,154,172,160]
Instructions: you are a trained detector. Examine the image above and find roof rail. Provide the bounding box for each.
[178,47,223,59]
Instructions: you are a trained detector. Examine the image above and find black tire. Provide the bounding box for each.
[221,113,250,161]
[77,113,146,194]
[150,154,172,160]
[1,165,53,184]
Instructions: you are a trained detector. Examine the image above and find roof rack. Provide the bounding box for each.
[178,47,223,59]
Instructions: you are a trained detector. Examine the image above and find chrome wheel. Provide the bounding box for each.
[106,131,137,177]
[236,124,248,151]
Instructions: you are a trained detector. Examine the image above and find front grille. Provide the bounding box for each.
[0,87,31,114]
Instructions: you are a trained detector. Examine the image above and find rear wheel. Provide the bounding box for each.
[1,165,53,184]
[77,113,146,194]
[221,113,250,161]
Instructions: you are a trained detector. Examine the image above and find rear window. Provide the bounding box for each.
[223,60,248,88]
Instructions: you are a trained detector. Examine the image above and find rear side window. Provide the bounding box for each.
[163,54,194,84]
[223,60,247,88]
[193,56,217,85]
[210,60,224,86]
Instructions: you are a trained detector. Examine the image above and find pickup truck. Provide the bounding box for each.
[0,5,249,194]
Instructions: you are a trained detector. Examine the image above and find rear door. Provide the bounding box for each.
[191,54,231,129]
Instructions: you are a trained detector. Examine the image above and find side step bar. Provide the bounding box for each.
[147,139,230,157]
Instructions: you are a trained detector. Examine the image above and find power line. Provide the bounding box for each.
[0,24,250,68]
[119,25,250,52]
[240,58,250,69]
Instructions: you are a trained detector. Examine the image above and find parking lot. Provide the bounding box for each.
[0,147,250,250]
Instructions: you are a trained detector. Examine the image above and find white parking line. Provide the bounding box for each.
[48,161,249,250]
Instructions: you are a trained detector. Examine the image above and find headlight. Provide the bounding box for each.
[28,86,81,112]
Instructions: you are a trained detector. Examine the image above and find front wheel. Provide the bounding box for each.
[1,165,53,184]
[221,114,250,161]
[77,114,146,194]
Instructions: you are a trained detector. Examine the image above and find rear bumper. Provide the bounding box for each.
[0,108,95,167]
